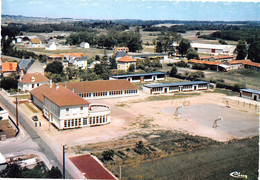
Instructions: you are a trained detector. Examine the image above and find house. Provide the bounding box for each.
[113,46,129,55]
[72,57,88,69]
[30,84,111,130]
[240,89,260,102]
[28,38,43,48]
[117,56,136,71]
[0,60,18,77]
[18,58,44,75]
[143,81,210,95]
[188,59,221,71]
[48,53,85,62]
[59,79,138,100]
[45,42,57,51]
[80,42,90,49]
[18,73,49,91]
[109,72,166,82]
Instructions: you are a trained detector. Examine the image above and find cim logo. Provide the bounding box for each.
[230,171,247,179]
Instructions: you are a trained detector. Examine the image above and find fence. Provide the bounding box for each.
[224,99,259,112]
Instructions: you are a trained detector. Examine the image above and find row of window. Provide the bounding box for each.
[78,93,91,98]
[198,84,208,88]
[125,89,137,94]
[242,91,252,97]
[66,107,83,113]
[183,85,193,89]
[109,90,123,95]
[152,87,163,92]
[63,115,109,128]
[93,92,107,97]
[169,86,179,91]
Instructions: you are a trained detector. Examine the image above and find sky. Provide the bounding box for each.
[2,0,260,21]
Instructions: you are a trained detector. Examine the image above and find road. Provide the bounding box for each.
[0,93,75,178]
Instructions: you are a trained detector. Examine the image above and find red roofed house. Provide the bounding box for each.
[70,154,117,180]
[0,60,18,77]
[30,83,111,130]
[18,73,50,91]
[117,56,136,71]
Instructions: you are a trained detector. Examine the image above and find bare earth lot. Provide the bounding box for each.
[19,91,258,154]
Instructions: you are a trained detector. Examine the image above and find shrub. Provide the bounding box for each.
[192,63,207,70]
[102,150,115,161]
[169,66,177,77]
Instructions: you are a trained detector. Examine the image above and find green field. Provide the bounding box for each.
[121,137,258,180]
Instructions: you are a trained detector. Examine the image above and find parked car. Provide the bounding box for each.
[32,116,38,121]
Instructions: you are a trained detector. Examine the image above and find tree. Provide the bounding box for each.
[0,163,22,178]
[94,64,111,80]
[109,56,117,69]
[156,41,163,53]
[177,39,191,56]
[128,64,135,72]
[46,166,62,179]
[45,61,63,74]
[169,66,177,77]
[186,48,199,60]
[0,77,18,90]
[236,40,248,60]
[248,40,260,63]
[102,150,114,161]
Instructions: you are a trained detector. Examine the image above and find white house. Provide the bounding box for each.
[109,72,166,83]
[30,84,111,130]
[80,42,90,49]
[45,42,57,51]
[18,73,50,92]
[28,38,44,48]
[143,81,210,95]
[117,56,136,71]
[240,89,260,102]
[73,57,88,69]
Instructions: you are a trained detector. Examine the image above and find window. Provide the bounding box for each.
[97,116,99,123]
[93,117,96,124]
[83,118,88,125]
[72,119,74,126]
[64,120,67,128]
[75,119,78,126]
[90,117,93,124]
[37,83,39,86]
[68,120,71,127]
[80,107,83,111]
[32,84,35,88]
[66,108,69,112]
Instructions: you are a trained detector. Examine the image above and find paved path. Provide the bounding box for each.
[0,93,81,179]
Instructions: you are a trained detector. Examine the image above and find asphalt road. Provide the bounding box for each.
[0,93,73,179]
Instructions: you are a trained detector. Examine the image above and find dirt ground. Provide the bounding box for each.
[17,91,259,156]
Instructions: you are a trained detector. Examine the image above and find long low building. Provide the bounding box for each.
[60,79,138,100]
[129,53,168,60]
[30,84,111,130]
[143,81,209,94]
[240,89,260,102]
[109,72,166,83]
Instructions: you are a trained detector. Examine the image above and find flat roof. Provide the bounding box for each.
[240,89,260,95]
[110,72,166,78]
[144,81,209,88]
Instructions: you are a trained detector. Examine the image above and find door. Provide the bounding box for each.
[179,87,183,92]
[153,76,155,81]
[254,95,257,101]
[164,88,167,93]
[194,86,197,90]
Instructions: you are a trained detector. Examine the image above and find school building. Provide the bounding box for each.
[109,72,166,82]
[240,89,260,102]
[60,79,138,100]
[143,81,210,95]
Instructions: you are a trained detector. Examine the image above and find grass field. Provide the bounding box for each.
[121,136,258,180]
[206,68,260,90]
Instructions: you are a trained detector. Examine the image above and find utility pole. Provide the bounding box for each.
[119,165,121,179]
[63,145,67,179]
[15,96,19,127]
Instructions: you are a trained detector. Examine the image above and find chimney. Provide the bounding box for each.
[49,79,52,88]
[56,85,59,90]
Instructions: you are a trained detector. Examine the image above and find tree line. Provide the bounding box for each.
[66,27,143,52]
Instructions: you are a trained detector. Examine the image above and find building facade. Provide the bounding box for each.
[60,79,138,100]
[240,89,260,102]
[18,73,50,91]
[30,84,111,130]
[143,81,210,95]
[109,72,166,83]
[117,56,136,71]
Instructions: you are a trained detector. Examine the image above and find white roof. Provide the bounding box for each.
[0,153,7,164]
[191,43,236,51]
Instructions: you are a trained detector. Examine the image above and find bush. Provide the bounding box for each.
[192,63,207,70]
[175,60,188,67]
[102,150,115,161]
[169,66,177,77]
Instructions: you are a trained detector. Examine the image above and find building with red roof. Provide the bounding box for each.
[0,60,18,77]
[117,56,136,71]
[18,73,50,91]
[30,83,110,130]
[70,154,117,180]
